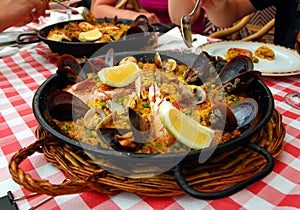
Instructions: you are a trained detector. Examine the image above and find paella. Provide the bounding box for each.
[48,52,261,155]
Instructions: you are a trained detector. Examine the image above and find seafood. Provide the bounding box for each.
[48,51,261,154]
[47,15,152,43]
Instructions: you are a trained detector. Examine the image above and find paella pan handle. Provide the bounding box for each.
[16,32,40,44]
[173,142,274,200]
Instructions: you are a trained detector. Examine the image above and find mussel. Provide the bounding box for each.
[56,54,85,83]
[210,98,258,132]
[47,90,90,121]
[184,52,216,85]
[128,107,150,143]
[96,108,150,152]
[230,98,258,129]
[217,55,254,84]
[184,53,254,86]
[97,127,138,151]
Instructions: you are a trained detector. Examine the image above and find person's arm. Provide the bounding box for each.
[168,0,201,26]
[200,0,256,27]
[91,0,160,23]
[0,0,48,32]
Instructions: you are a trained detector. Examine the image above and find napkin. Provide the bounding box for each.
[156,27,208,52]
[36,11,83,29]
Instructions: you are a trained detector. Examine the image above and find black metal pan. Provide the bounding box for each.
[32,51,275,199]
[16,18,157,58]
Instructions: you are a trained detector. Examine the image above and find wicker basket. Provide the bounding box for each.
[9,109,285,198]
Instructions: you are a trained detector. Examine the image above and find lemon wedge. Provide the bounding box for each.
[78,28,102,42]
[98,62,139,87]
[159,101,214,149]
[47,33,70,42]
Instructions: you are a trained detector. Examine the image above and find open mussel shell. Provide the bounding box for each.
[47,90,90,121]
[210,104,237,132]
[97,127,141,152]
[211,98,258,132]
[218,55,254,84]
[128,107,150,143]
[222,70,262,93]
[229,98,258,129]
[184,51,218,85]
[56,54,85,83]
[123,15,151,36]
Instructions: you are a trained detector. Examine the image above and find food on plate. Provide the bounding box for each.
[48,52,260,154]
[225,48,253,61]
[254,45,275,60]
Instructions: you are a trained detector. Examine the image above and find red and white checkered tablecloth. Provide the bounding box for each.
[0,42,299,210]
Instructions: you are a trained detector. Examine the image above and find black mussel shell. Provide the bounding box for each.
[56,54,85,83]
[218,55,254,84]
[97,128,141,152]
[47,90,90,121]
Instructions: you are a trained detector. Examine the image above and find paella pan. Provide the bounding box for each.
[33,50,275,199]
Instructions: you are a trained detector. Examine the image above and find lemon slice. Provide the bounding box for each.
[159,101,214,149]
[78,28,102,42]
[47,33,70,42]
[98,62,139,87]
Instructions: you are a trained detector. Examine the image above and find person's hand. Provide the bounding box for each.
[0,0,49,31]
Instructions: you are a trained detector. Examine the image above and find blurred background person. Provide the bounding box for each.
[201,0,300,49]
[0,0,49,32]
[91,0,205,34]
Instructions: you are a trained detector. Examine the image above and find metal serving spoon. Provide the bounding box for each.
[52,0,98,24]
[180,0,201,48]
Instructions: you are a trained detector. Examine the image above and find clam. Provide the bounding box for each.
[191,85,207,104]
[119,56,138,65]
[162,59,177,71]
[105,99,125,113]
[154,52,177,71]
[83,107,107,129]
[47,90,90,121]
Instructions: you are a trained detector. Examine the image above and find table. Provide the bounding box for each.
[0,42,299,210]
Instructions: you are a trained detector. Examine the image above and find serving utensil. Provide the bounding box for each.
[52,0,98,24]
[180,0,201,48]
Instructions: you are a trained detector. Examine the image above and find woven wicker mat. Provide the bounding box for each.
[9,109,285,197]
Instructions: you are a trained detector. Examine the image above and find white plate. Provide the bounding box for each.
[200,41,300,76]
[49,0,82,9]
